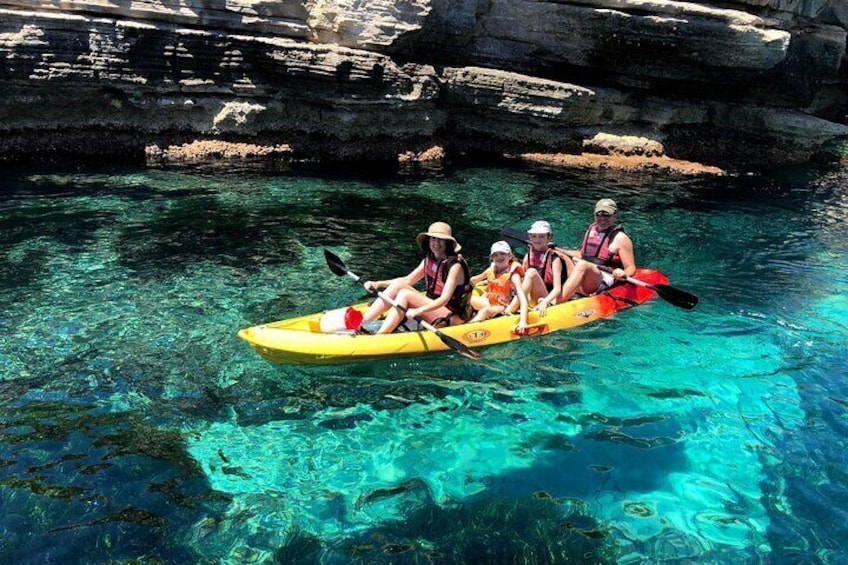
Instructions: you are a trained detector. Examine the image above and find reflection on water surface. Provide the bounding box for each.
[0,162,846,563]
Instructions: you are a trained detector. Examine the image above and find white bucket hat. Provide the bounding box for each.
[527,220,552,234]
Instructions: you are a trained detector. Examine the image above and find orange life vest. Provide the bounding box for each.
[485,261,524,307]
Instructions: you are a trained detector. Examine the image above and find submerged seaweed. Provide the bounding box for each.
[324,495,617,564]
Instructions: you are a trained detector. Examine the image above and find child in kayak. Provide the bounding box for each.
[469,241,529,333]
[521,220,572,316]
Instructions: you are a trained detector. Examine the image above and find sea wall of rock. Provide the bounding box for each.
[0,0,846,170]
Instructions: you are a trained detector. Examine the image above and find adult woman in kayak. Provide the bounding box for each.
[558,198,636,302]
[360,221,473,334]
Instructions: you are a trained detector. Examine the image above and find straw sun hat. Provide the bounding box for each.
[416,221,462,252]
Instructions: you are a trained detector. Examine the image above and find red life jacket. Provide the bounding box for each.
[526,248,566,291]
[424,254,473,319]
[580,224,625,268]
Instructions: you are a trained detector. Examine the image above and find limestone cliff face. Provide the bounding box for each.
[0,0,846,169]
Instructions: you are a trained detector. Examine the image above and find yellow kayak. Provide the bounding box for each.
[238,268,669,365]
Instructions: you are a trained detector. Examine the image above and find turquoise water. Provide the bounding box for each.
[0,162,846,563]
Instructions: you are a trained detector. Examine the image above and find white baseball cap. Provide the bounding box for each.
[490,240,511,256]
[527,220,552,234]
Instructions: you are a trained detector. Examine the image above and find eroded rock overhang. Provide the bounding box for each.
[0,0,846,170]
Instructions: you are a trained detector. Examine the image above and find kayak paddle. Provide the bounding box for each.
[501,228,699,310]
[323,249,482,361]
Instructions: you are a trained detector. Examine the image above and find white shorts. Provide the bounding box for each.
[598,270,615,292]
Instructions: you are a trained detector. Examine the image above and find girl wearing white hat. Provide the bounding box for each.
[468,241,529,331]
[359,221,473,333]
[521,220,572,317]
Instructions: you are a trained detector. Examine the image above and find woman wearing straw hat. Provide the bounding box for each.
[359,221,473,334]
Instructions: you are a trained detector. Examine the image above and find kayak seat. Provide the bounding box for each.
[432,316,454,328]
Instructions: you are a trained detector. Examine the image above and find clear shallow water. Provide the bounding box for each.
[0,162,846,564]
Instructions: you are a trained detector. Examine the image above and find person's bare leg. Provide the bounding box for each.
[560,261,604,302]
[469,304,505,323]
[362,280,412,323]
[522,271,548,305]
[376,290,453,334]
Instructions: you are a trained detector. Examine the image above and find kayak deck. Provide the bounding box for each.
[238,268,667,365]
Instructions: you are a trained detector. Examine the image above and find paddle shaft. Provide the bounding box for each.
[596,265,655,290]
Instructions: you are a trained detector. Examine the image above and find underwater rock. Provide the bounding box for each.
[355,477,432,511]
[334,496,617,563]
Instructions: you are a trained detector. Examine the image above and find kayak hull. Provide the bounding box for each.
[239,268,667,365]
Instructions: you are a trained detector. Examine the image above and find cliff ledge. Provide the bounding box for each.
[1,0,846,171]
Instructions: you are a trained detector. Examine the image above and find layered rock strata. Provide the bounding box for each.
[0,0,846,170]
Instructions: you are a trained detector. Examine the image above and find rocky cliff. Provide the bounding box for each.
[1,0,846,170]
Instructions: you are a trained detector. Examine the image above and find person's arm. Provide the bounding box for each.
[408,263,462,317]
[558,246,581,261]
[612,234,636,279]
[558,252,575,275]
[536,257,563,315]
[504,295,519,315]
[470,266,490,285]
[511,272,529,331]
[365,260,425,291]
[402,261,427,285]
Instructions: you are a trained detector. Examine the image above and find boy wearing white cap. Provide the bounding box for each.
[558,198,636,302]
[469,241,529,331]
[521,220,572,317]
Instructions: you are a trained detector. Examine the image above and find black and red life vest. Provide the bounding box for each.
[424,254,473,319]
[580,224,625,268]
[526,248,567,291]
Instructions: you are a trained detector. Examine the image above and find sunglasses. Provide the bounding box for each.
[594,211,612,217]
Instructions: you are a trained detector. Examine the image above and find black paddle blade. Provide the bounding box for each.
[436,331,481,360]
[502,228,530,249]
[324,249,349,277]
[653,283,699,310]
